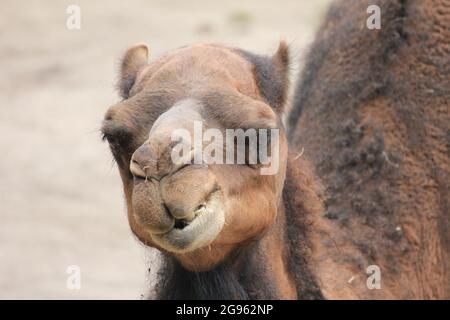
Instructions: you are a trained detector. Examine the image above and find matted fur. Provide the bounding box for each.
[290,0,450,298]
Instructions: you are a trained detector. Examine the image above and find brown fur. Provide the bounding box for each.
[290,0,450,299]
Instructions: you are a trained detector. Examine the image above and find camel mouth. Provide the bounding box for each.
[150,191,225,253]
[172,204,204,230]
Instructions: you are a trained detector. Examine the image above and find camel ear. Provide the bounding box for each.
[118,43,149,99]
[239,40,290,113]
[270,40,290,113]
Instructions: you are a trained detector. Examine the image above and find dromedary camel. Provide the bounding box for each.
[101,0,449,299]
[288,0,450,299]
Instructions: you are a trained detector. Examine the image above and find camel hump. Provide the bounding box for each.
[290,0,450,299]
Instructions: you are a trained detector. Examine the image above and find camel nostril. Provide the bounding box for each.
[130,159,146,179]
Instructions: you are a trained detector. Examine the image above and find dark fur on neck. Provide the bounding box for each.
[154,242,278,299]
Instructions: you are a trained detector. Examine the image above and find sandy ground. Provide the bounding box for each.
[0,0,331,299]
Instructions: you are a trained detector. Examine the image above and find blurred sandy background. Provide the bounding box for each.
[0,0,331,299]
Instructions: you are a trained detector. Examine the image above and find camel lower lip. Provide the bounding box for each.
[150,193,224,253]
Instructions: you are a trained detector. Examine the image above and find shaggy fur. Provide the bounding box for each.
[155,242,279,299]
[290,0,450,298]
[282,155,324,299]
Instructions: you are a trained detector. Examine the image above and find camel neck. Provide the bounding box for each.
[154,242,282,299]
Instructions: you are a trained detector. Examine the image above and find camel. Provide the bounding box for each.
[101,0,449,299]
[288,0,450,299]
[102,41,320,299]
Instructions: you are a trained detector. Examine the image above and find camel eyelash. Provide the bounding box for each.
[101,131,134,170]
[101,132,118,144]
[101,121,134,148]
[101,132,110,142]
[101,133,122,153]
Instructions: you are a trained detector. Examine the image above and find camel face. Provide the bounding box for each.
[129,99,226,254]
[102,43,289,271]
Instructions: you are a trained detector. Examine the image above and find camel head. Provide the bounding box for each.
[102,43,290,271]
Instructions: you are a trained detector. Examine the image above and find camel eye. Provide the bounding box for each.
[101,121,133,149]
[102,132,116,144]
[101,123,136,169]
[102,133,123,160]
[102,132,124,152]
